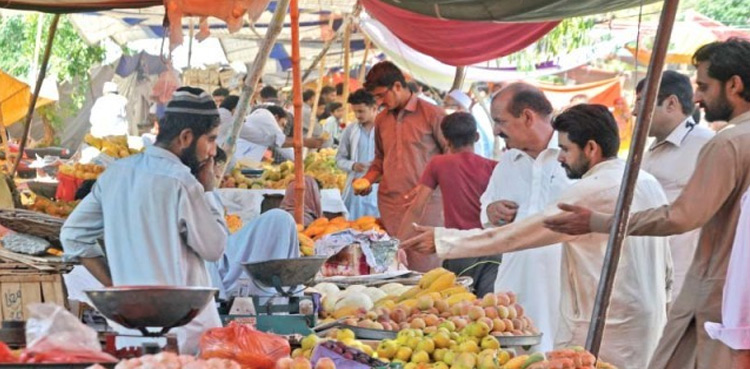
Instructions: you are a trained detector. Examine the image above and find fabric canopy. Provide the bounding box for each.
[532,77,622,109]
[359,13,635,91]
[0,71,55,127]
[375,0,661,22]
[361,0,559,66]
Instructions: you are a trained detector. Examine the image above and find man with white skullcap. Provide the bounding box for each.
[89,81,129,138]
[444,90,495,159]
[62,87,228,353]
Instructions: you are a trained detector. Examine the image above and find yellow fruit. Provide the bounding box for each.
[399,299,419,311]
[502,355,529,369]
[399,286,423,301]
[446,293,477,306]
[332,307,360,319]
[336,328,356,342]
[352,178,370,192]
[301,334,319,350]
[425,272,456,293]
[419,268,450,289]
[441,286,469,297]
[497,350,511,365]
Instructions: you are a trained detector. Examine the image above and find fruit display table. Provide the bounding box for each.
[217,188,348,223]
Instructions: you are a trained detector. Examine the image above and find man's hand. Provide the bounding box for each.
[303,137,326,149]
[198,157,216,192]
[400,224,437,254]
[543,203,593,235]
[352,162,367,173]
[486,200,519,226]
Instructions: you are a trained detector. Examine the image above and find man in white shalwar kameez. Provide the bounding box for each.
[479,83,573,351]
[337,89,379,219]
[61,87,228,354]
[403,104,672,369]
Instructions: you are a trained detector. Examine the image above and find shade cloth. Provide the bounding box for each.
[361,0,558,66]
[375,0,661,22]
[0,71,55,127]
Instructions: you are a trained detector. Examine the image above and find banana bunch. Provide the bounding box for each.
[84,134,140,159]
[397,268,475,307]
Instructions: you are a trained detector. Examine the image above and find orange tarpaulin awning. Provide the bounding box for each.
[0,71,55,127]
[533,77,623,109]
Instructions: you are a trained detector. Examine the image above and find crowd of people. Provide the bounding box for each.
[59,37,750,369]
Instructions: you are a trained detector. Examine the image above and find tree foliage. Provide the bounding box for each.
[0,14,105,139]
[687,0,750,26]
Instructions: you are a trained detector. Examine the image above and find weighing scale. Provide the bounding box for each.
[85,285,217,358]
[221,256,328,336]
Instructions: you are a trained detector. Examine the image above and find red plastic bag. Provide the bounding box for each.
[0,342,19,363]
[200,322,290,369]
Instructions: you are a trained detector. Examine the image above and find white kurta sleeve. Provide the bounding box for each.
[60,183,106,261]
[336,125,356,172]
[178,183,227,262]
[479,160,506,228]
[239,109,286,148]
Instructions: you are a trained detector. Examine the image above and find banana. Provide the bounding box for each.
[425,272,456,293]
[440,286,469,297]
[445,292,477,306]
[502,355,529,369]
[418,267,450,289]
[398,286,423,301]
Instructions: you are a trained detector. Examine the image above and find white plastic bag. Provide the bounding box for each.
[25,303,102,352]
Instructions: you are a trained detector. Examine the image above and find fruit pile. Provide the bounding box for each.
[221,149,347,192]
[375,327,511,369]
[293,329,374,360]
[314,282,412,320]
[322,268,537,337]
[277,357,335,369]
[500,348,617,369]
[58,163,105,180]
[28,197,80,218]
[84,134,139,159]
[302,216,385,240]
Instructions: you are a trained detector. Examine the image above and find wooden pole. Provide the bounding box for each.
[307,15,335,141]
[187,18,194,70]
[219,0,292,177]
[340,17,352,125]
[301,5,361,82]
[358,38,371,83]
[291,0,305,224]
[585,0,681,357]
[450,66,466,91]
[12,14,60,178]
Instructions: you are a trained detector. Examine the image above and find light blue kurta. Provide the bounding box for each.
[336,123,379,219]
[207,208,300,300]
[60,145,227,354]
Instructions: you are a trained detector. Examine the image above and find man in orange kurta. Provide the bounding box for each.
[356,61,446,271]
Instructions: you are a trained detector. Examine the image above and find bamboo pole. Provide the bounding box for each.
[12,14,60,178]
[358,38,371,83]
[301,6,361,82]
[219,0,291,177]
[340,17,352,125]
[187,18,194,70]
[585,0,681,358]
[291,0,305,224]
[450,66,466,91]
[306,15,335,142]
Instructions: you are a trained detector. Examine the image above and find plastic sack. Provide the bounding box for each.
[23,303,117,363]
[200,322,290,369]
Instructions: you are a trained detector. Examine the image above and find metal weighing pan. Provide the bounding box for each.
[85,286,217,337]
[492,333,543,348]
[242,256,328,294]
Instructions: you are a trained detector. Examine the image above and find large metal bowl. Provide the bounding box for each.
[85,285,217,336]
[242,256,328,291]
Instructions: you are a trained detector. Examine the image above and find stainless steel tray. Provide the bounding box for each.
[492,333,543,347]
[339,324,397,340]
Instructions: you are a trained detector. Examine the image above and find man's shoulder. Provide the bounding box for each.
[107,153,199,190]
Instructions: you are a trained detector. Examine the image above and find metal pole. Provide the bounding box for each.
[218,0,292,178]
[12,14,60,177]
[291,0,305,224]
[585,0,681,357]
[450,66,466,91]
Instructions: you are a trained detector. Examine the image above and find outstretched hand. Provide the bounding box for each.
[543,203,594,235]
[400,224,437,254]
